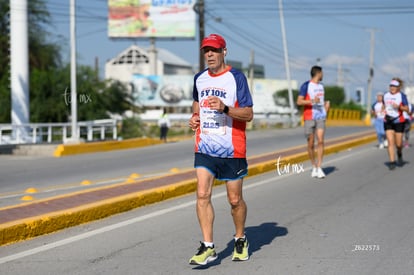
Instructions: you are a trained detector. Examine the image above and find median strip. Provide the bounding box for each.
[0,130,376,246]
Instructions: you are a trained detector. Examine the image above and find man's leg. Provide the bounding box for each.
[189,167,218,265]
[226,179,247,238]
[226,178,249,261]
[196,168,215,243]
[316,128,325,168]
[307,133,316,167]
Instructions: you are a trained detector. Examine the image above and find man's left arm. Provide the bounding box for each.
[224,105,253,122]
[207,96,253,122]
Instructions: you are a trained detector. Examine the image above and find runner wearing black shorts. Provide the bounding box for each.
[383,78,409,170]
[188,34,254,265]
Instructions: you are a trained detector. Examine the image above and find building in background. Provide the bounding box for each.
[105,44,298,122]
[105,44,193,82]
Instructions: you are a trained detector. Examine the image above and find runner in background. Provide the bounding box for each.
[383,78,409,170]
[403,102,413,148]
[297,66,330,178]
[371,92,386,149]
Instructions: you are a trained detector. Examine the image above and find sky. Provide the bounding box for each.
[46,0,414,103]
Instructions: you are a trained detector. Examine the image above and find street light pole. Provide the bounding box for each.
[197,0,205,71]
[10,0,29,143]
[365,28,378,126]
[69,0,78,142]
[279,0,296,126]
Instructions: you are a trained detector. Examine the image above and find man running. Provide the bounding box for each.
[188,34,254,265]
[297,66,330,178]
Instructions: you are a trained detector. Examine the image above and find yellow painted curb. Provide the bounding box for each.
[0,179,198,246]
[25,188,38,194]
[326,120,366,127]
[54,137,164,157]
[0,132,377,246]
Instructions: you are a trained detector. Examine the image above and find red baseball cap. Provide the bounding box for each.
[200,34,226,49]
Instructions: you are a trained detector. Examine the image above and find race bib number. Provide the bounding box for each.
[385,105,398,117]
[201,113,226,135]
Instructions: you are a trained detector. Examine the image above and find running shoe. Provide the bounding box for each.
[232,237,249,261]
[311,167,318,178]
[317,167,326,178]
[389,161,397,170]
[384,140,388,147]
[379,143,384,149]
[398,156,404,167]
[189,242,218,265]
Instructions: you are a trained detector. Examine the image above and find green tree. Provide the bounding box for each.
[324,86,345,107]
[1,0,134,124]
[75,66,134,121]
[30,67,70,122]
[0,1,11,122]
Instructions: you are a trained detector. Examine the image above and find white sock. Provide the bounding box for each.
[203,241,214,248]
[234,235,246,241]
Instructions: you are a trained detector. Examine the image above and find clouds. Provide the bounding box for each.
[322,54,365,67]
[379,52,414,83]
[290,54,365,71]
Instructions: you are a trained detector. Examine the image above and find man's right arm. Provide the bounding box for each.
[297,95,313,106]
[192,100,200,114]
[296,82,313,106]
[189,101,200,131]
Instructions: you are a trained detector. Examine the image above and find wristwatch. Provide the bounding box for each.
[223,105,229,114]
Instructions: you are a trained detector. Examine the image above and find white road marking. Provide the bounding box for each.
[0,146,371,265]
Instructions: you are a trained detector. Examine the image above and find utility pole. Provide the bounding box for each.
[365,29,379,125]
[195,0,205,71]
[10,0,29,143]
[69,0,78,142]
[247,50,255,130]
[337,60,343,87]
[279,0,296,126]
[249,49,255,89]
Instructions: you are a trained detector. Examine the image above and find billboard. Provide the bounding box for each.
[252,79,298,114]
[132,74,194,107]
[108,0,196,38]
[131,74,299,113]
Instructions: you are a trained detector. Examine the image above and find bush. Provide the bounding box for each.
[119,117,145,139]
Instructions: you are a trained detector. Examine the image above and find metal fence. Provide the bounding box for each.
[0,119,118,145]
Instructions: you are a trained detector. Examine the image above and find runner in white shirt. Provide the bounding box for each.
[188,34,253,265]
[371,92,386,148]
[383,78,409,170]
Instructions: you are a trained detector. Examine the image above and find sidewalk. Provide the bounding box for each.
[0,130,376,246]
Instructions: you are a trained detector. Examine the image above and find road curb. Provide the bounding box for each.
[0,133,377,246]
[53,137,165,157]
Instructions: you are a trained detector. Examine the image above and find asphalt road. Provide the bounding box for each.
[0,140,413,274]
[0,127,372,206]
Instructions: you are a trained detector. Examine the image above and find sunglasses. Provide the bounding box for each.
[202,47,223,54]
